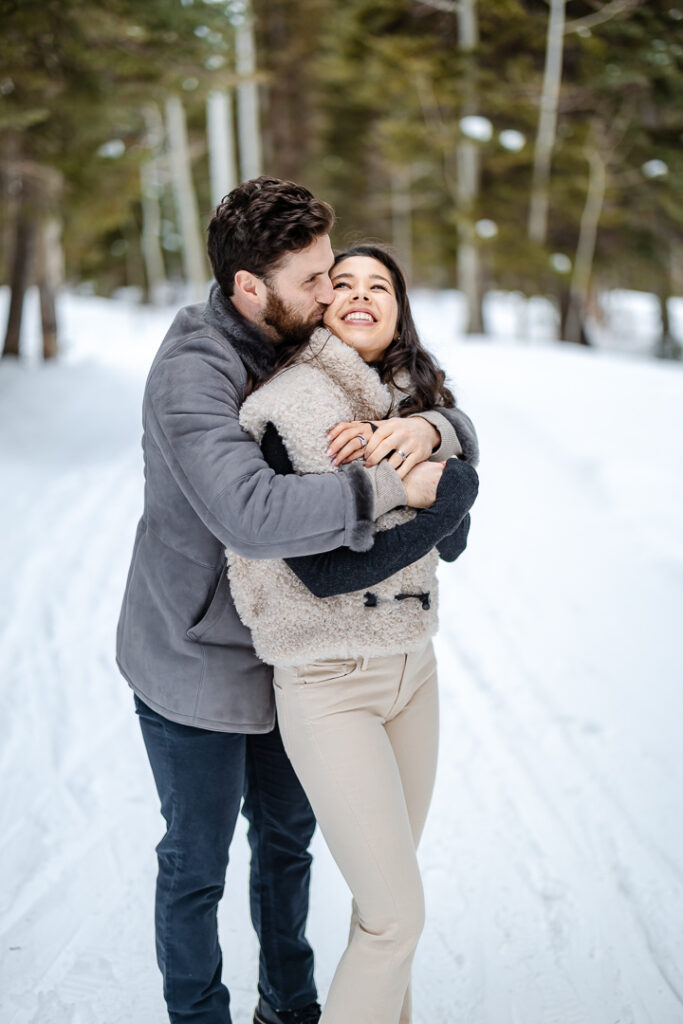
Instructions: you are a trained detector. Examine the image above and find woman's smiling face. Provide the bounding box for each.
[323,255,399,363]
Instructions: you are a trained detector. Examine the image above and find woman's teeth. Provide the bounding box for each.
[343,312,375,323]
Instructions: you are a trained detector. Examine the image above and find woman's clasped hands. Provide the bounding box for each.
[326,415,440,477]
[326,415,445,509]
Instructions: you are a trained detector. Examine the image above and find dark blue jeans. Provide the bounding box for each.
[135,695,318,1024]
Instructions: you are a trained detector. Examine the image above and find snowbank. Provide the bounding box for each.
[1,289,682,1024]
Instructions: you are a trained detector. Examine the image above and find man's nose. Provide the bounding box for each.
[316,276,335,305]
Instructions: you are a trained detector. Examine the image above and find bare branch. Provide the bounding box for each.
[414,73,459,201]
[565,0,644,35]
[415,0,461,14]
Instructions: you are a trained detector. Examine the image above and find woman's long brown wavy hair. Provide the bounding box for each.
[259,243,455,414]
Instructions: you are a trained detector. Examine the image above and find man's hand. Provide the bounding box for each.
[402,461,445,509]
[327,416,441,479]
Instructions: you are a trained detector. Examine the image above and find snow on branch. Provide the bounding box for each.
[415,0,462,14]
[565,0,644,35]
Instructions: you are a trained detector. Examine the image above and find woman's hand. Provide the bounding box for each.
[326,416,440,479]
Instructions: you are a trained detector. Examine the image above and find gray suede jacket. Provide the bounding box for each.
[116,286,479,733]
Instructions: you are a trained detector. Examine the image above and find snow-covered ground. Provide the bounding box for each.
[1,288,682,1024]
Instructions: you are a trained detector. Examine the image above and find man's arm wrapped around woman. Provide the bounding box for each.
[260,422,478,599]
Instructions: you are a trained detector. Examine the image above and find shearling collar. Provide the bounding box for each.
[202,283,277,383]
[297,328,393,420]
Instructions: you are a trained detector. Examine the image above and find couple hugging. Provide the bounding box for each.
[117,176,479,1024]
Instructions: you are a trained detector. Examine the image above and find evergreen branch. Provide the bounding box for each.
[414,0,461,14]
[565,0,644,34]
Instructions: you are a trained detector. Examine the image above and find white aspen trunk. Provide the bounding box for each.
[457,0,483,333]
[141,105,167,304]
[564,146,606,344]
[391,166,413,283]
[165,95,206,300]
[528,0,566,244]
[236,10,262,181]
[459,0,477,47]
[140,163,167,304]
[207,91,238,207]
[37,215,63,359]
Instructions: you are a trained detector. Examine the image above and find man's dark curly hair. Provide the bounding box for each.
[207,176,335,296]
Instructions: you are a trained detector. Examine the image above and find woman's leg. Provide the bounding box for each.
[384,642,439,1024]
[343,644,439,1024]
[273,646,438,1024]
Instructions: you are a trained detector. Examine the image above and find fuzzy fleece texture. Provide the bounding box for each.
[227,328,440,667]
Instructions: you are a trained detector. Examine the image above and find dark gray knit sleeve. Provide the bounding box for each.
[436,514,471,562]
[260,423,478,598]
[285,461,478,598]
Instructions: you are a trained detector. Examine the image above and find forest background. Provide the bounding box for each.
[1,0,682,360]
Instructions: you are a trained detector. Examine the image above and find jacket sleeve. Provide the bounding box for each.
[268,421,479,598]
[436,514,471,563]
[145,335,378,558]
[425,405,480,466]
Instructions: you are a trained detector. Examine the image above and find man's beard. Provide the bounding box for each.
[262,288,324,346]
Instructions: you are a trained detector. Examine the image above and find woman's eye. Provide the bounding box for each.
[372,285,388,292]
[332,282,349,290]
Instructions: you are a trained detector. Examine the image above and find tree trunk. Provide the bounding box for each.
[37,216,62,360]
[563,145,605,345]
[236,8,262,181]
[457,228,483,333]
[0,135,22,284]
[140,104,167,304]
[165,95,207,299]
[391,166,413,283]
[456,0,483,333]
[654,290,681,360]
[559,286,591,346]
[2,213,36,358]
[671,238,683,298]
[207,91,238,208]
[528,0,566,244]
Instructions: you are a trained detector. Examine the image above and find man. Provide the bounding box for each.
[117,177,478,1024]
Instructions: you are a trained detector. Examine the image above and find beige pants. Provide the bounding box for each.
[274,640,439,1024]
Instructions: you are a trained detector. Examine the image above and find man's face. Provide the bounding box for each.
[260,234,335,344]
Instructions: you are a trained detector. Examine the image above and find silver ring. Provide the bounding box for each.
[397,448,408,461]
[355,434,368,449]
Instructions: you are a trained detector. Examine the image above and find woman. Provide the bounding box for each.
[228,245,478,1024]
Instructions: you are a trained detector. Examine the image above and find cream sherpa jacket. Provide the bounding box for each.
[227,328,440,667]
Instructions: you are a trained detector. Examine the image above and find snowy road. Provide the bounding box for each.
[1,293,682,1024]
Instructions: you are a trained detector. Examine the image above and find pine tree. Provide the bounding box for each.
[0,0,239,355]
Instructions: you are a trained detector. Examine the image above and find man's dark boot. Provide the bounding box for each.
[253,996,322,1024]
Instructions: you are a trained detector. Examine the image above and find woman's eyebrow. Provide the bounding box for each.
[331,272,392,285]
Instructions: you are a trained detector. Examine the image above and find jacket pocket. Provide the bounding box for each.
[186,566,232,645]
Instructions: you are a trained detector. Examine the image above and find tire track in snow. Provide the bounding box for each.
[0,442,155,1024]
[430,557,683,1023]
[446,556,683,1011]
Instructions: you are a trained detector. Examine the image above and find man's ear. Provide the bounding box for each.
[234,269,265,308]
